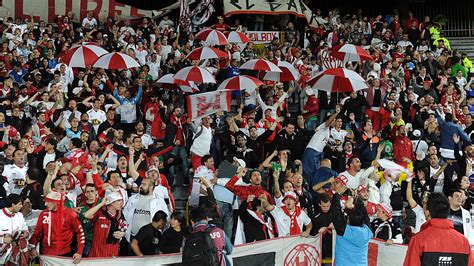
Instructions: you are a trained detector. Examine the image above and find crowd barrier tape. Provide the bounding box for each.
[41,235,322,265]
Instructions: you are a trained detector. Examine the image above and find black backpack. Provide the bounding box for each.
[182,227,219,266]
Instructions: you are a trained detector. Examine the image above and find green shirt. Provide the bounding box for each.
[78,199,102,242]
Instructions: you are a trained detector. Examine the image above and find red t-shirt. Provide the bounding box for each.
[89,208,127,257]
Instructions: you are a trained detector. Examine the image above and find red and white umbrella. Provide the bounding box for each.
[186,47,229,61]
[93,52,140,69]
[174,66,216,83]
[156,74,199,93]
[225,31,251,44]
[263,61,300,82]
[217,75,263,91]
[330,44,372,62]
[195,29,228,46]
[308,68,368,93]
[240,59,282,72]
[61,43,108,68]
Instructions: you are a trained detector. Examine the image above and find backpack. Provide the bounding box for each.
[182,227,220,266]
[185,124,204,152]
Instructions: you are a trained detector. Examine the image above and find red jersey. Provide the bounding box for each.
[89,208,128,258]
[31,208,85,255]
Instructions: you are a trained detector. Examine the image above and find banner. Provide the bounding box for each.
[0,0,165,23]
[223,0,319,28]
[40,235,322,265]
[245,31,280,44]
[367,239,409,266]
[186,90,232,121]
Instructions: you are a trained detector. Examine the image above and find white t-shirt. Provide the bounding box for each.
[306,123,330,152]
[338,170,362,190]
[2,164,28,195]
[330,128,348,143]
[430,165,445,193]
[43,152,56,169]
[412,204,427,233]
[87,109,106,132]
[270,206,311,237]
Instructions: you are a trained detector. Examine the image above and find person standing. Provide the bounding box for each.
[131,210,167,256]
[159,212,187,254]
[83,189,128,258]
[0,194,28,265]
[447,189,474,245]
[30,191,85,264]
[404,193,472,265]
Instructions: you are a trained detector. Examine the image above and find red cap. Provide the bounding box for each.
[8,127,18,138]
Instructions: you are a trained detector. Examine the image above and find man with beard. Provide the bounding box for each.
[275,121,298,160]
[391,125,415,167]
[238,194,276,243]
[229,134,259,169]
[226,168,273,203]
[58,99,82,129]
[123,178,169,244]
[245,121,278,162]
[84,189,128,257]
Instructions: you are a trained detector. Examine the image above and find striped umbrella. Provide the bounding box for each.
[240,59,282,72]
[308,68,368,93]
[195,29,228,46]
[174,66,216,83]
[92,52,140,69]
[186,47,229,60]
[330,44,372,62]
[225,31,251,44]
[263,61,301,82]
[61,43,108,68]
[156,74,199,93]
[217,75,263,91]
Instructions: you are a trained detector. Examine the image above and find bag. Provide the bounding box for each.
[182,227,219,266]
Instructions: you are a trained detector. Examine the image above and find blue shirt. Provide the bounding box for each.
[335,224,373,266]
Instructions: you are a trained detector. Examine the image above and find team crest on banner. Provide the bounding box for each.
[284,243,320,266]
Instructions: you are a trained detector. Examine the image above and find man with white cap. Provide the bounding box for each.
[260,191,312,237]
[30,191,85,264]
[370,202,403,244]
[83,189,128,257]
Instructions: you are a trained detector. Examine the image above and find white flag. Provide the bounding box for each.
[377,159,413,182]
[186,90,231,121]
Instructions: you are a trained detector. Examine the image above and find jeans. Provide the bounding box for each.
[217,201,234,239]
[303,148,324,179]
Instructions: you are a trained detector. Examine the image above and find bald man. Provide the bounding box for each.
[307,158,339,196]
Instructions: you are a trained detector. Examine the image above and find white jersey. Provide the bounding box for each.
[2,164,28,195]
[0,209,28,264]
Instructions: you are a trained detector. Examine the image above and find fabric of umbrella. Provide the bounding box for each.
[240,59,282,72]
[186,47,229,60]
[195,29,228,46]
[93,52,140,69]
[225,31,251,43]
[307,68,368,93]
[156,74,199,93]
[217,75,263,91]
[330,44,372,62]
[174,66,216,83]
[263,61,301,82]
[61,43,108,68]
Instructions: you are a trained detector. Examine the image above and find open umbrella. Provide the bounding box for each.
[61,43,108,68]
[156,74,199,93]
[217,75,263,91]
[262,61,301,82]
[240,59,282,72]
[195,29,228,46]
[93,52,140,69]
[307,68,368,93]
[174,66,216,83]
[225,31,251,44]
[330,44,372,62]
[186,47,229,61]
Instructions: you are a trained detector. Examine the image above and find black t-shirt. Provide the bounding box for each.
[134,224,161,255]
[448,208,464,234]
[159,228,185,254]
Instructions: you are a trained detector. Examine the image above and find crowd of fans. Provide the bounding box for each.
[0,4,473,265]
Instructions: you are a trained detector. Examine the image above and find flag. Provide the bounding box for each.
[377,159,413,182]
[186,90,231,121]
[179,0,192,32]
[190,0,215,26]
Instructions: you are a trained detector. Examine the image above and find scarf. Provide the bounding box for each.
[101,208,125,244]
[281,206,302,236]
[246,209,276,239]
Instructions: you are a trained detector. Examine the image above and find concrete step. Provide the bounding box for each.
[448,37,474,59]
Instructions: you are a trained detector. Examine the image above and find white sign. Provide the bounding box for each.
[41,235,322,265]
[245,31,280,44]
